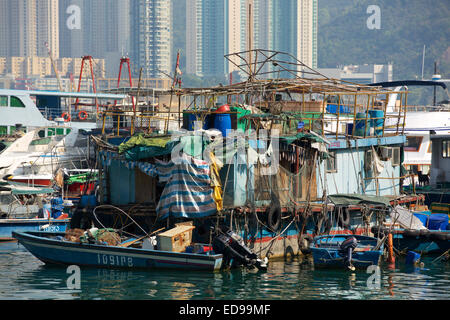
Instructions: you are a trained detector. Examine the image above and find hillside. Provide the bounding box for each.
[172,1,450,103]
[318,0,450,104]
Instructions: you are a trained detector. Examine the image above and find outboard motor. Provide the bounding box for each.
[339,236,358,271]
[212,228,268,271]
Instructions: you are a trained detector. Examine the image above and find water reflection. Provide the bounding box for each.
[0,244,449,300]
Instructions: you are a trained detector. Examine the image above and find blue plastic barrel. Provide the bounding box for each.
[214,113,232,137]
[406,251,421,265]
[188,114,209,131]
[369,110,385,136]
[427,214,449,230]
[354,113,370,137]
[327,104,351,114]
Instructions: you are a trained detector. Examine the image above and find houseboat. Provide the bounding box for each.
[63,50,424,263]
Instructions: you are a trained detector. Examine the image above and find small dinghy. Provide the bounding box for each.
[310,234,383,270]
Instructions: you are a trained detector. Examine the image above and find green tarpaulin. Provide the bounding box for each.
[280,132,328,145]
[118,134,172,154]
[66,173,98,185]
[8,186,54,195]
[118,134,177,161]
[327,194,391,207]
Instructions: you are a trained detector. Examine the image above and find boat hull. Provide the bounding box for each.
[310,247,382,268]
[13,231,223,271]
[310,235,383,269]
[0,219,69,241]
[392,232,450,254]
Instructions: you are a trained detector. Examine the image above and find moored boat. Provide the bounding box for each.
[310,235,383,270]
[0,219,68,242]
[13,230,223,271]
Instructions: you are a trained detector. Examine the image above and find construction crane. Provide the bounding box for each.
[44,41,63,92]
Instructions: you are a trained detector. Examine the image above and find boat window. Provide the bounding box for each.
[326,151,337,173]
[56,128,65,135]
[0,126,7,135]
[47,128,55,136]
[0,96,7,107]
[38,130,46,138]
[443,140,450,158]
[10,96,25,108]
[404,136,422,152]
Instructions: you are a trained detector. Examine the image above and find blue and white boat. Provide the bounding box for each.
[12,231,223,271]
[310,234,383,270]
[0,184,69,241]
[0,219,68,242]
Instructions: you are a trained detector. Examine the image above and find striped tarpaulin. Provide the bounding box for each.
[156,153,217,220]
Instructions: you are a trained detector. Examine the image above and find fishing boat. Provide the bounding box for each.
[0,183,69,241]
[1,220,68,242]
[310,234,383,270]
[371,205,450,254]
[13,230,223,271]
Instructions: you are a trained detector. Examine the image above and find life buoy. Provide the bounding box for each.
[267,205,281,231]
[78,110,88,121]
[61,112,71,122]
[338,208,351,228]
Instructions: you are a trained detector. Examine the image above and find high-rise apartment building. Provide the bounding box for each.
[186,0,318,77]
[130,0,172,78]
[0,0,59,58]
[59,0,131,77]
[37,0,60,58]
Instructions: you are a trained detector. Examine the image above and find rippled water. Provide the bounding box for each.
[1,242,449,300]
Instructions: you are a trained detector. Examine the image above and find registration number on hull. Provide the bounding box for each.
[97,254,134,267]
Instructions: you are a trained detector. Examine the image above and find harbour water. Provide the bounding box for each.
[1,242,449,300]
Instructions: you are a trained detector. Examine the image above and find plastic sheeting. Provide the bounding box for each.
[156,153,217,220]
[390,205,427,230]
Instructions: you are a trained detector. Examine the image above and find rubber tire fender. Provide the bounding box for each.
[267,205,282,231]
[338,208,351,229]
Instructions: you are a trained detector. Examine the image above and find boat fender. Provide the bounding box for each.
[338,208,351,229]
[299,234,313,255]
[403,229,421,237]
[61,112,71,122]
[78,110,88,121]
[267,205,281,231]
